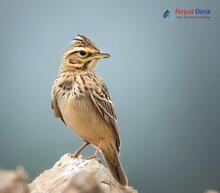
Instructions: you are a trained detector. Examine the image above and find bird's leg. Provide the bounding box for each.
[85,140,103,159]
[72,141,90,158]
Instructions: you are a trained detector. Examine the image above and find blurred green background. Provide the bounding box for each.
[0,0,220,192]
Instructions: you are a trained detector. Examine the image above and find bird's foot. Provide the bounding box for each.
[84,154,97,160]
[71,152,80,159]
[70,142,90,159]
[84,140,102,160]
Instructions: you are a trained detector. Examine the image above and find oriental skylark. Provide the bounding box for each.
[51,34,128,186]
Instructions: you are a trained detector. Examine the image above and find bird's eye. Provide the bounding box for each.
[77,50,87,57]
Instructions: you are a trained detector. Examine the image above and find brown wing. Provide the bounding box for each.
[51,95,65,124]
[89,81,120,152]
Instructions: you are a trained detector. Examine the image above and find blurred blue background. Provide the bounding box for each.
[0,0,220,192]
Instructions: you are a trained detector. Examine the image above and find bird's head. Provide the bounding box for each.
[61,34,110,72]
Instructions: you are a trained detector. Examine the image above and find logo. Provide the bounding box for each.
[163,8,211,19]
[175,8,211,15]
[163,10,171,18]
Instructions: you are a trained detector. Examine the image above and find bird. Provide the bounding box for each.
[51,34,128,186]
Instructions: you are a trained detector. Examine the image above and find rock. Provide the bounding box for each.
[0,167,29,193]
[204,190,219,193]
[29,153,137,193]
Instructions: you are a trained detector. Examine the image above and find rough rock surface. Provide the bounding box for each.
[0,167,29,193]
[29,153,137,193]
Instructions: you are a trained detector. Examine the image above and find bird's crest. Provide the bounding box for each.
[69,34,99,52]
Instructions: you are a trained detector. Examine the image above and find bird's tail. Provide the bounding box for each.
[103,148,128,186]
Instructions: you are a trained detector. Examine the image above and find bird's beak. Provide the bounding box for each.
[99,52,111,59]
[92,52,111,59]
